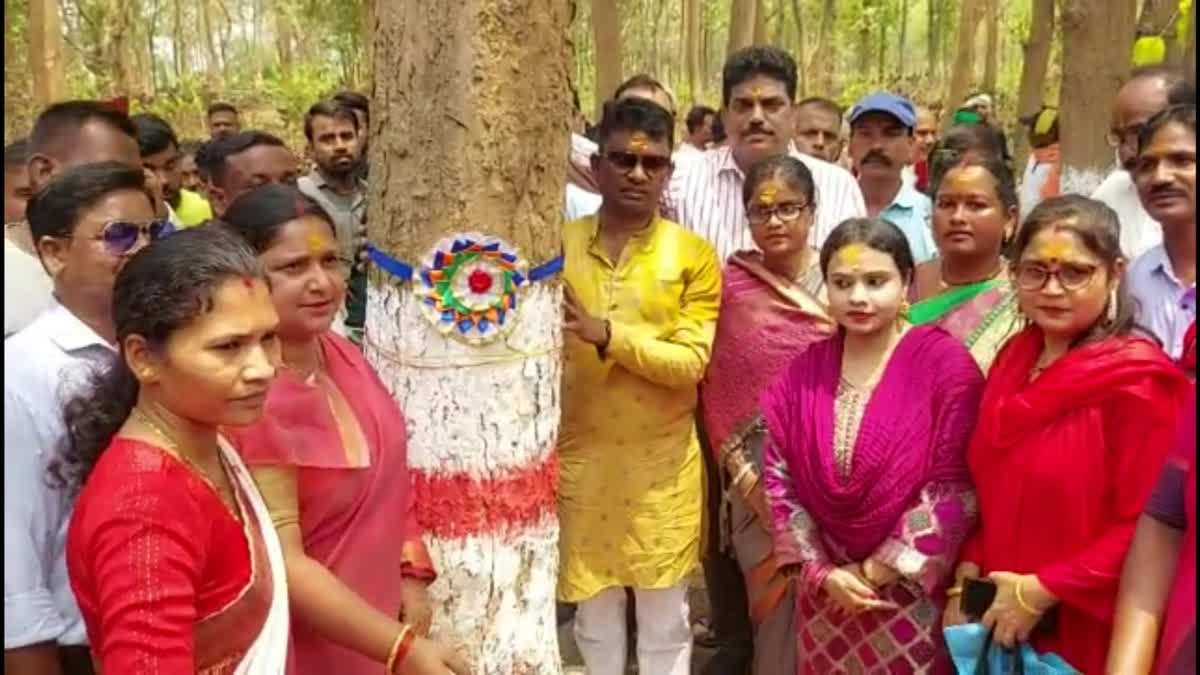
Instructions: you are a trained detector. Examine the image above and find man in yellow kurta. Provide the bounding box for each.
[559,97,721,675]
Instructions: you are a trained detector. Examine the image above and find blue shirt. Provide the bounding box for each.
[1129,245,1196,359]
[880,183,937,264]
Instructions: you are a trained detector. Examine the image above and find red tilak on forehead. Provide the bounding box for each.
[241,276,255,289]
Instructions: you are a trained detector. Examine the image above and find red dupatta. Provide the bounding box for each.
[965,327,1189,673]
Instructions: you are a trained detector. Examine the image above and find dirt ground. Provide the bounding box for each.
[559,582,716,674]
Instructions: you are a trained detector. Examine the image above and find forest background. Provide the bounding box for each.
[3,0,1197,178]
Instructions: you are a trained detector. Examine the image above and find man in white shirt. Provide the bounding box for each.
[678,105,717,156]
[4,140,53,337]
[5,102,142,339]
[5,163,158,675]
[1091,66,1191,259]
[663,48,865,262]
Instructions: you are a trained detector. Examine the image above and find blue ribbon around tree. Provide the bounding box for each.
[365,243,564,284]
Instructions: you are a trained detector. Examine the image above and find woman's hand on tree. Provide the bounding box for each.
[395,637,472,675]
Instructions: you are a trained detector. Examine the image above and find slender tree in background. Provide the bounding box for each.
[728,0,757,56]
[814,0,837,95]
[29,0,65,109]
[1059,0,1137,194]
[983,0,1000,94]
[592,0,622,117]
[1015,0,1056,168]
[898,0,911,78]
[367,0,571,672]
[948,0,983,117]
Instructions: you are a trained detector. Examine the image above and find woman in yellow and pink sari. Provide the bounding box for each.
[910,155,1023,371]
[700,155,836,675]
[221,185,468,675]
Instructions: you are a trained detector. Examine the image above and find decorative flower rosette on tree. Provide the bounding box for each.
[415,233,530,344]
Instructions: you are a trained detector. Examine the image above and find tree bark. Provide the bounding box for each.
[591,0,622,118]
[982,0,1000,93]
[1014,0,1055,170]
[814,0,836,94]
[367,1,570,672]
[684,0,701,104]
[947,0,983,123]
[728,0,757,56]
[1060,0,1138,195]
[791,0,808,95]
[927,0,938,82]
[753,0,769,44]
[29,0,67,109]
[898,0,910,78]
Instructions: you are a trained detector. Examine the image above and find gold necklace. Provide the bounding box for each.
[939,259,1006,290]
[131,407,241,519]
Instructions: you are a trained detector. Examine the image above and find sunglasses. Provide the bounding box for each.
[78,219,175,256]
[1013,262,1100,292]
[603,151,672,175]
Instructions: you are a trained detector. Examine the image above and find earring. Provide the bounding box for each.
[1106,288,1119,325]
[898,300,911,325]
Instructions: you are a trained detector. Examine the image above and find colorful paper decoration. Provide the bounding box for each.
[415,233,530,344]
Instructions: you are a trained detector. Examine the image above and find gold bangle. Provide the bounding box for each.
[386,625,412,673]
[1015,578,1043,615]
[946,586,963,598]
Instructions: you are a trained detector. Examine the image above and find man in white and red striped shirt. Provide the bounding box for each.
[663,47,865,262]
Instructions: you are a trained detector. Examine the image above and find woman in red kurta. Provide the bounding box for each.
[944,196,1190,674]
[63,225,290,673]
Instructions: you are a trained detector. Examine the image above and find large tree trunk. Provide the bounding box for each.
[592,0,622,118]
[792,0,808,95]
[982,0,1000,93]
[368,1,570,672]
[753,0,769,44]
[29,0,67,109]
[1060,0,1138,194]
[1014,0,1055,170]
[947,0,983,123]
[727,0,757,56]
[684,0,701,104]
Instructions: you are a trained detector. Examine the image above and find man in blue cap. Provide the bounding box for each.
[848,92,937,263]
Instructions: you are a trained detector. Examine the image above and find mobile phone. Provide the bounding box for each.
[962,577,997,621]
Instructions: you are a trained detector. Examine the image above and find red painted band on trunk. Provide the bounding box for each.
[411,453,559,539]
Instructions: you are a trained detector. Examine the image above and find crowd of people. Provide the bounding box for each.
[2,42,1196,675]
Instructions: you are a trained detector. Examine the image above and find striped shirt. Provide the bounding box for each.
[662,145,866,261]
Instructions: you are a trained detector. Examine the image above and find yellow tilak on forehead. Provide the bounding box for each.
[629,132,649,152]
[837,244,866,267]
[758,185,779,205]
[307,232,327,253]
[751,85,765,98]
[1037,231,1077,262]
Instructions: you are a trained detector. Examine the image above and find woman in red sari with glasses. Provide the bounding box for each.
[945,196,1190,674]
[221,185,468,675]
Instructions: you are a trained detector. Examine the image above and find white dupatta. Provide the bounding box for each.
[218,436,290,674]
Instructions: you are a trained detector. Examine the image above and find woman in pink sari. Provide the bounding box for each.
[762,218,984,673]
[701,156,836,675]
[221,185,468,675]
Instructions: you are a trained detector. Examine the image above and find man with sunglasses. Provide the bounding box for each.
[1092,66,1193,259]
[6,163,168,675]
[559,97,720,675]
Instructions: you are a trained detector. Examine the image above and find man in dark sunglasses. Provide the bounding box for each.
[6,162,164,675]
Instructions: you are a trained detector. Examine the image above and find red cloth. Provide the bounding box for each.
[67,438,270,673]
[1182,322,1196,372]
[228,331,430,675]
[963,328,1189,674]
[914,159,930,193]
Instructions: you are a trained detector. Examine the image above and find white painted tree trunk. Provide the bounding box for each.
[365,281,564,674]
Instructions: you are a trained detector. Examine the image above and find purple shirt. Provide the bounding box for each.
[1129,245,1196,359]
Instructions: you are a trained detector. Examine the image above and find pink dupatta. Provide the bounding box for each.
[761,326,984,560]
[702,251,834,454]
[229,332,431,675]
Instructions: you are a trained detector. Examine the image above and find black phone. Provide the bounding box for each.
[961,577,1061,637]
[962,577,997,621]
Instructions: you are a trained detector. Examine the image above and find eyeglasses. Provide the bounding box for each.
[603,151,672,175]
[79,218,175,256]
[746,202,811,226]
[1106,123,1145,149]
[1013,262,1100,292]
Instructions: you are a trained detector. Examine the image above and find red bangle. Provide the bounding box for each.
[388,626,418,673]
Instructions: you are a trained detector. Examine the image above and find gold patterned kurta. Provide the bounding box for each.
[558,214,721,603]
